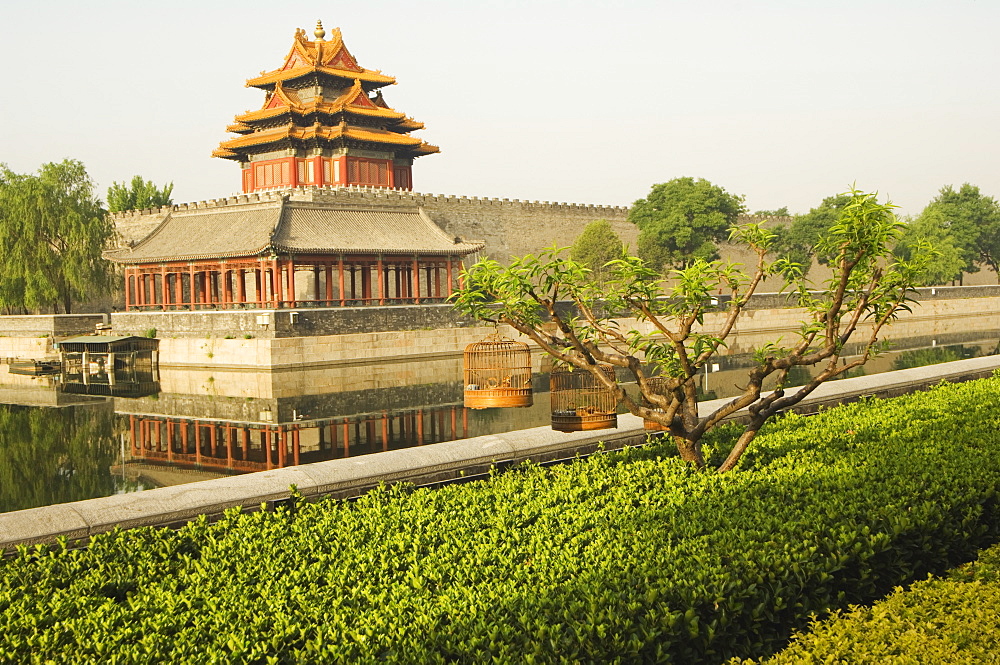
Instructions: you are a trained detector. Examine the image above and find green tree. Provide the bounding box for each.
[0,160,115,313]
[753,206,790,216]
[454,188,932,472]
[107,175,174,213]
[894,209,964,285]
[772,193,852,277]
[569,219,624,285]
[919,183,1000,280]
[628,177,745,270]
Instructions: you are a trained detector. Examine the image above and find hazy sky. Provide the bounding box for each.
[3,0,997,216]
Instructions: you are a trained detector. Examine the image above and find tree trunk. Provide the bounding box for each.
[674,436,705,469]
[717,420,764,472]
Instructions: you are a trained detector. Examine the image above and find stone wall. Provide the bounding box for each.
[0,314,106,338]
[109,304,478,339]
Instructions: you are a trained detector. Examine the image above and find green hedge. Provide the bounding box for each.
[2,378,1000,663]
[741,542,1000,664]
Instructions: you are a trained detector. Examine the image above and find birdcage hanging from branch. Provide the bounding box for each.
[463,331,533,409]
[550,364,617,432]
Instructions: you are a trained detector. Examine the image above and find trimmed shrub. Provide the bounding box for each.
[741,542,1000,664]
[1,378,1000,662]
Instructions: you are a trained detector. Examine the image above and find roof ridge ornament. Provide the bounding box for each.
[314,20,326,41]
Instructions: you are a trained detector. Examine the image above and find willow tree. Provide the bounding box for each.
[453,188,932,472]
[0,160,114,313]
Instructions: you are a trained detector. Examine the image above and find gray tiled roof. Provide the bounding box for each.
[105,200,483,264]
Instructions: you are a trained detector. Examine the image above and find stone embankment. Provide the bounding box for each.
[3,354,999,550]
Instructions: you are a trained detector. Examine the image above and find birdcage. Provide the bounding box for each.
[550,364,617,432]
[463,332,533,409]
[641,376,671,431]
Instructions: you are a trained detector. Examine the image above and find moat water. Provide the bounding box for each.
[1,329,997,514]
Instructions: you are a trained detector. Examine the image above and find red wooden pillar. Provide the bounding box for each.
[377,256,385,305]
[278,428,287,468]
[325,264,334,304]
[194,424,202,465]
[271,259,281,307]
[225,426,234,468]
[181,420,190,455]
[412,257,421,304]
[342,421,350,458]
[446,259,454,298]
[188,264,196,308]
[338,257,346,306]
[417,409,424,445]
[160,265,168,310]
[167,420,175,462]
[262,429,273,470]
[312,156,324,186]
[450,407,457,439]
[254,266,263,306]
[241,427,249,461]
[124,268,133,311]
[292,427,300,466]
[381,413,389,451]
[287,259,296,307]
[312,266,320,305]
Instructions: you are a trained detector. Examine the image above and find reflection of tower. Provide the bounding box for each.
[124,406,470,475]
[214,21,439,193]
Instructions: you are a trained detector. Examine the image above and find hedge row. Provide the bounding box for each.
[2,377,1000,663]
[742,542,1000,664]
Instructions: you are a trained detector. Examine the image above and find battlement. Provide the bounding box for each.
[109,186,790,261]
[109,185,630,219]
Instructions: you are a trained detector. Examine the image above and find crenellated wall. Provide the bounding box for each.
[110,185,802,262]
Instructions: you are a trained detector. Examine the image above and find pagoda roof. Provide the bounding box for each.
[213,122,440,159]
[234,80,422,128]
[104,197,483,264]
[247,26,395,89]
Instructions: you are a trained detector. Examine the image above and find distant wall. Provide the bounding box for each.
[108,185,794,263]
[0,314,105,338]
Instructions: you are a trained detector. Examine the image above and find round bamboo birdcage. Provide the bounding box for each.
[642,377,671,431]
[550,364,618,432]
[463,333,533,409]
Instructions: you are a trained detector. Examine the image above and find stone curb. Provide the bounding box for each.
[3,355,1000,549]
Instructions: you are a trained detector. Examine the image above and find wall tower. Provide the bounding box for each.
[213,21,439,192]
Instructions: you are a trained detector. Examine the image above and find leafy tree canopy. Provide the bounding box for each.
[894,209,964,286]
[0,160,114,313]
[454,188,935,471]
[772,193,853,276]
[569,219,624,286]
[753,206,791,216]
[628,177,745,271]
[107,175,174,213]
[919,183,1000,278]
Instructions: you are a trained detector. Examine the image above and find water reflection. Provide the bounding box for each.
[0,330,997,513]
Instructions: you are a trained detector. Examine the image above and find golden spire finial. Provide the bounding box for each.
[314,20,326,41]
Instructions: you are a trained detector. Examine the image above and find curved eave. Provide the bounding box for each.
[235,103,406,124]
[270,242,485,257]
[217,124,437,152]
[247,66,395,88]
[104,247,273,265]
